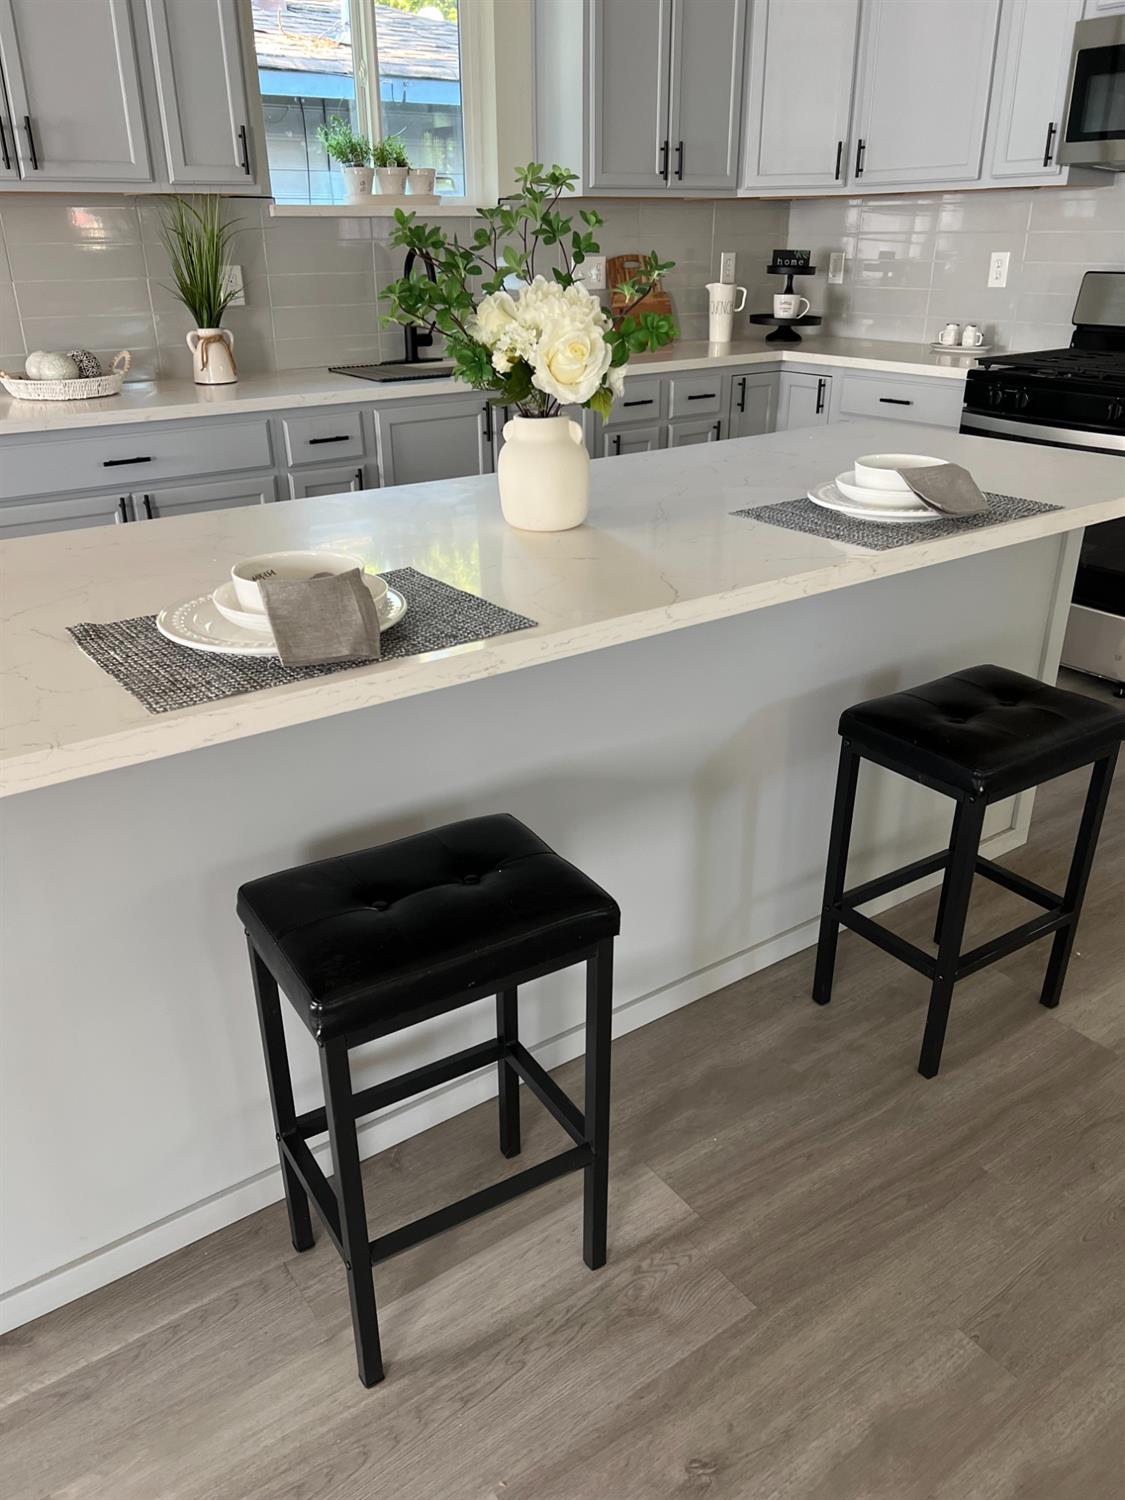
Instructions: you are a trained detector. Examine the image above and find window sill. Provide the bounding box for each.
[268,198,482,218]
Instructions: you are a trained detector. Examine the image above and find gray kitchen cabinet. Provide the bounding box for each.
[599,422,664,457]
[667,0,748,191]
[143,0,261,190]
[741,0,861,192]
[988,0,1085,179]
[0,0,152,183]
[849,0,1001,187]
[776,372,831,430]
[287,464,368,500]
[0,87,17,180]
[667,416,723,446]
[830,369,965,428]
[135,474,277,519]
[589,0,672,190]
[728,372,777,438]
[0,491,129,539]
[374,396,494,487]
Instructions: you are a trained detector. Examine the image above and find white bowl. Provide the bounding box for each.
[230,550,368,613]
[215,571,390,631]
[853,454,945,492]
[833,470,929,508]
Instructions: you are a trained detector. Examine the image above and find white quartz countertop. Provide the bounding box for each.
[0,337,977,437]
[3,421,1122,798]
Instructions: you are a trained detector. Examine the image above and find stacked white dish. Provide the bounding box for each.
[808,454,946,525]
[156,550,407,656]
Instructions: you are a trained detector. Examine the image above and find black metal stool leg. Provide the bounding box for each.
[812,741,860,1006]
[496,988,521,1158]
[247,938,314,1253]
[933,802,964,945]
[918,796,986,1079]
[583,940,614,1271]
[1040,746,1119,1010]
[319,1040,384,1388]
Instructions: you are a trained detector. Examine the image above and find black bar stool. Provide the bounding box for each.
[813,665,1123,1078]
[238,813,619,1387]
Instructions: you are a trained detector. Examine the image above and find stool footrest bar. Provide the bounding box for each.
[506,1040,587,1145]
[975,857,1060,911]
[834,904,936,978]
[280,1134,342,1253]
[296,1038,503,1138]
[369,1144,593,1265]
[956,908,1069,980]
[841,849,950,909]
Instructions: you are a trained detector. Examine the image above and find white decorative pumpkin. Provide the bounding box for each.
[24,350,48,379]
[36,352,81,381]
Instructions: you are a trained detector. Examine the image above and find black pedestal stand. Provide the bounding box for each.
[750,265,821,344]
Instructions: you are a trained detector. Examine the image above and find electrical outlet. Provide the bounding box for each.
[719,251,736,285]
[828,251,846,284]
[224,264,245,306]
[581,255,607,290]
[988,251,1009,289]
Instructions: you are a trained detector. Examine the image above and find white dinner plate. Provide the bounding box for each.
[833,470,930,509]
[212,574,388,633]
[807,480,942,524]
[157,585,407,655]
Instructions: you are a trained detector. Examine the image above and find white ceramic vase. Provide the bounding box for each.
[187,327,237,386]
[375,166,409,195]
[497,415,589,531]
[340,165,374,202]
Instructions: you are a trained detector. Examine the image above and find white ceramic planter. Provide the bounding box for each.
[186,327,237,386]
[375,166,409,195]
[497,415,590,531]
[340,165,374,203]
[407,167,436,195]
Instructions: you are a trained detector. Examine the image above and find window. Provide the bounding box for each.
[252,0,468,205]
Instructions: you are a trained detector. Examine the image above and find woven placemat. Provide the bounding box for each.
[68,566,536,716]
[732,492,1060,551]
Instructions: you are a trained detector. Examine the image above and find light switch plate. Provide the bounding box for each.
[719,251,736,284]
[581,255,607,290]
[828,251,845,284]
[988,251,1010,289]
[224,264,245,306]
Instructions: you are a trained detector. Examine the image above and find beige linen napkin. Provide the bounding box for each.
[896,462,989,517]
[258,568,380,667]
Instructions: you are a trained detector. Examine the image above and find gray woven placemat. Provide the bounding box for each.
[68,566,536,716]
[732,492,1060,551]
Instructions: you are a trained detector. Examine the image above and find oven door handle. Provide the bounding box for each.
[960,411,1125,453]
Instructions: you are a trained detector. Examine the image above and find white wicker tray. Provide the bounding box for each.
[0,350,132,401]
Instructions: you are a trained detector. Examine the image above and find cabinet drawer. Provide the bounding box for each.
[836,374,964,428]
[282,409,365,466]
[0,419,273,501]
[613,376,666,424]
[0,493,128,540]
[667,373,723,419]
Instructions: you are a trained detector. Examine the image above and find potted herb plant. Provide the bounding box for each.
[382,163,676,531]
[317,116,374,203]
[372,135,410,195]
[161,195,240,385]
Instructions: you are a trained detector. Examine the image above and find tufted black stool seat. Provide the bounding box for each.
[239,814,619,1388]
[813,665,1123,1078]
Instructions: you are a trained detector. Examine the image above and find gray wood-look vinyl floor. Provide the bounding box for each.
[4,686,1124,1499]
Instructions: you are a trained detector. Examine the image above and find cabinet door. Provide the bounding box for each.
[136,474,276,519]
[600,422,664,456]
[728,372,777,438]
[776,373,830,430]
[144,0,260,189]
[989,0,1084,179]
[288,464,368,500]
[850,0,1000,187]
[667,415,723,446]
[375,397,494,487]
[0,0,151,182]
[0,492,128,539]
[667,0,747,191]
[741,0,860,191]
[0,80,17,180]
[589,0,672,191]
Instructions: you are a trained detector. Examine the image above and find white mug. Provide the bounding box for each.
[706,281,747,343]
[774,293,811,320]
[961,324,985,347]
[938,322,961,346]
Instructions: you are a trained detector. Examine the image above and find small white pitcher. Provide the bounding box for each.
[187,327,237,386]
[497,415,589,531]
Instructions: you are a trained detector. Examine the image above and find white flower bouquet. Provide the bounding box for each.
[381,164,676,420]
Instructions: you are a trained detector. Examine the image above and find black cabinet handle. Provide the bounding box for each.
[854,138,865,178]
[0,118,10,172]
[354,468,364,488]
[815,378,826,415]
[737,376,747,413]
[622,397,653,408]
[117,498,129,523]
[878,396,913,406]
[675,140,684,180]
[834,140,843,181]
[712,420,721,440]
[308,434,351,445]
[238,124,251,175]
[481,403,493,442]
[23,116,38,170]
[141,494,154,519]
[659,139,669,182]
[102,455,152,467]
[1042,121,1057,169]
[686,391,716,401]
[613,433,622,454]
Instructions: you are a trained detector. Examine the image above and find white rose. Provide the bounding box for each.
[469,289,518,349]
[532,318,612,405]
[607,364,625,397]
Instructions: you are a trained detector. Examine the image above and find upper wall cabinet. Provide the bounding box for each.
[741,0,860,191]
[0,0,152,183]
[988,0,1085,179]
[588,0,672,190]
[848,0,1001,187]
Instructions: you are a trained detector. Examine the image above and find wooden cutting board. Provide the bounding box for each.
[607,255,674,319]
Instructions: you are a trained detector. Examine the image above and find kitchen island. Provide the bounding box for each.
[3,420,1123,1330]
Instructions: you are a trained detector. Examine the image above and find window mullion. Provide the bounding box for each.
[350,0,384,145]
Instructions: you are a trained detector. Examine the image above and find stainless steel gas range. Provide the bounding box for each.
[960,271,1125,696]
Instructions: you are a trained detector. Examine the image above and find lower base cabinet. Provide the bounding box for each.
[287,465,368,499]
[374,395,495,487]
[137,475,278,519]
[668,416,723,447]
[728,372,777,438]
[776,372,832,430]
[0,492,128,540]
[599,423,663,457]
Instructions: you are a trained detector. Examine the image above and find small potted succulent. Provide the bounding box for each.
[372,135,410,195]
[317,116,374,203]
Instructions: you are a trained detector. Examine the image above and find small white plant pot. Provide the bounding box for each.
[375,166,409,196]
[406,168,436,195]
[187,327,237,386]
[339,165,374,203]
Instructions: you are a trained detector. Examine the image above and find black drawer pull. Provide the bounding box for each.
[622,398,653,407]
[354,468,364,488]
[737,376,747,412]
[481,403,493,442]
[0,117,10,172]
[712,420,721,439]
[23,115,38,170]
[686,392,716,401]
[117,498,128,523]
[1042,121,1056,169]
[613,433,622,454]
[141,494,154,519]
[815,378,827,415]
[103,456,152,467]
[855,137,865,177]
[878,397,913,406]
[675,140,684,180]
[239,124,251,175]
[659,139,669,182]
[834,139,843,181]
[308,434,352,445]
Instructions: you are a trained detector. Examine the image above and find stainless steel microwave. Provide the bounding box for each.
[1060,15,1125,170]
